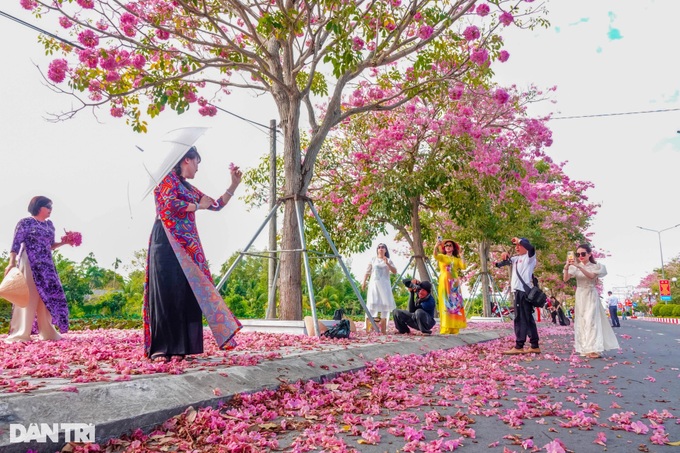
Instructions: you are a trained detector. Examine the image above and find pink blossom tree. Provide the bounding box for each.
[19,0,548,319]
[638,256,680,308]
[309,82,598,314]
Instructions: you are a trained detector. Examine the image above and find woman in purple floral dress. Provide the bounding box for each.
[4,196,69,342]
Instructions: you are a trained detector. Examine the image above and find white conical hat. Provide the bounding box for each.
[0,267,29,308]
[141,127,209,199]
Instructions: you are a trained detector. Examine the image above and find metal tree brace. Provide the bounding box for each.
[465,271,513,322]
[214,194,380,335]
[392,255,440,300]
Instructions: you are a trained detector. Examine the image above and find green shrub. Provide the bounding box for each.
[0,301,11,319]
[658,304,675,317]
[69,316,142,330]
[1,315,142,334]
[651,304,663,317]
[673,305,680,317]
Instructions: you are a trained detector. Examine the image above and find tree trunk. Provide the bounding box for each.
[409,196,431,282]
[276,96,304,320]
[279,199,303,320]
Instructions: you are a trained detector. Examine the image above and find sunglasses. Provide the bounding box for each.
[576,252,588,257]
[377,245,387,250]
[44,204,53,210]
[444,244,454,247]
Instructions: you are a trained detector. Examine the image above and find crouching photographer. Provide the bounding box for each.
[392,279,436,335]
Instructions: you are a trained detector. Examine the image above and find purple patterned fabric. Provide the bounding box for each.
[162,223,240,350]
[10,217,69,333]
[143,172,241,356]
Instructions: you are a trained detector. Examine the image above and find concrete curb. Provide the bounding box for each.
[0,329,509,453]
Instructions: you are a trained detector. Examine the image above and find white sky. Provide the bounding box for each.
[1,0,679,296]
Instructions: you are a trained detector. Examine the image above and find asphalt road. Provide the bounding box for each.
[272,320,680,452]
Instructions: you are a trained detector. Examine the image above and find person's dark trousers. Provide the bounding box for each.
[392,308,435,334]
[609,306,620,327]
[550,311,557,324]
[513,290,539,349]
[557,308,569,326]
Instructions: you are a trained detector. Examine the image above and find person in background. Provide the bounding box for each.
[4,196,69,343]
[433,238,466,334]
[548,298,559,324]
[563,244,619,359]
[361,243,397,333]
[553,298,570,326]
[392,280,436,335]
[495,237,540,354]
[546,297,570,326]
[606,291,621,328]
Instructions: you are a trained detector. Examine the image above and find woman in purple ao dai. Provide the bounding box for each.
[3,196,69,342]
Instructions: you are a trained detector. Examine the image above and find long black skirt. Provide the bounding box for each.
[147,219,203,357]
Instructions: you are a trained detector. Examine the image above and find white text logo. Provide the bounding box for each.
[9,423,95,443]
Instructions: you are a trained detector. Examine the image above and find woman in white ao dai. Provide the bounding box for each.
[361,243,397,332]
[563,244,619,358]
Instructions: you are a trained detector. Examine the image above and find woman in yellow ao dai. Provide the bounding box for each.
[433,239,466,334]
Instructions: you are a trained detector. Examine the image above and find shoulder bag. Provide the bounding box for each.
[514,263,547,308]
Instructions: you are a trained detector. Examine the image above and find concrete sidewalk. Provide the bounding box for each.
[0,328,509,453]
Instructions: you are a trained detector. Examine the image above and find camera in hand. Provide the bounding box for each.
[403,279,421,292]
[403,279,432,294]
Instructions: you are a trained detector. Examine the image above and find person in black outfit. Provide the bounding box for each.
[549,298,559,324]
[393,279,436,335]
[495,237,540,354]
[550,298,569,326]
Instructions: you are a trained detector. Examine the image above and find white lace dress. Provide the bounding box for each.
[365,257,396,315]
[569,262,620,355]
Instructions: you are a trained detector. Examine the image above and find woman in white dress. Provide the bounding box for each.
[361,243,397,333]
[563,243,619,358]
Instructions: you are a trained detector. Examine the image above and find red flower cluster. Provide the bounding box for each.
[61,231,83,247]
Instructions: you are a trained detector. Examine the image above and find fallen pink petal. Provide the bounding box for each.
[0,320,676,452]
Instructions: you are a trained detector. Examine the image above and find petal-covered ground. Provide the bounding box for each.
[0,326,413,394]
[7,321,674,452]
